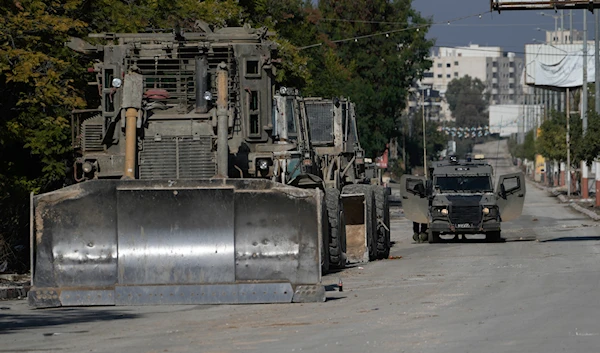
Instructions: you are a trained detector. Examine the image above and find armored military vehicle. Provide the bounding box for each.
[400,157,525,243]
[304,97,391,262]
[29,24,329,307]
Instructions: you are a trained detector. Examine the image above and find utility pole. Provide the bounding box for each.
[567,87,571,197]
[582,10,589,199]
[583,9,588,134]
[422,90,427,179]
[596,9,600,113]
[570,10,574,44]
[595,9,600,206]
[561,10,565,43]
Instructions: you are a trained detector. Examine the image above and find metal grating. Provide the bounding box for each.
[125,46,238,111]
[81,116,104,151]
[449,206,481,225]
[305,102,334,144]
[139,136,215,179]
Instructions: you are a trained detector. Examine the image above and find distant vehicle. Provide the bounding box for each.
[400,158,526,243]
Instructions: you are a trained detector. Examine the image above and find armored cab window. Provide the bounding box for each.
[248,90,261,136]
[103,68,116,112]
[285,98,297,137]
[245,59,261,78]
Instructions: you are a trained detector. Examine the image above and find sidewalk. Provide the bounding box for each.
[528,178,600,221]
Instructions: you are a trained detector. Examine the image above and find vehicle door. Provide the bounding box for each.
[400,175,429,223]
[496,172,526,221]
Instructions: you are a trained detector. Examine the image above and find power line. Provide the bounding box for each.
[298,11,492,50]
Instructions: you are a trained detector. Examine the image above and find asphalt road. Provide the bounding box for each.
[2,140,600,353]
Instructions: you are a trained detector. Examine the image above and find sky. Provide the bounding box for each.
[412,0,589,55]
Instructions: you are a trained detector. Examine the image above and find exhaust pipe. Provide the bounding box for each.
[195,57,209,113]
[216,62,228,177]
[124,108,137,178]
[121,72,144,179]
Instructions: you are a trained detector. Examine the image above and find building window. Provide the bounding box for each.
[454,72,458,77]
[509,62,515,68]
[437,74,442,78]
[446,63,451,68]
[509,84,515,88]
[424,72,434,78]
[437,63,442,68]
[446,74,451,78]
[493,61,498,67]
[492,73,498,78]
[454,61,459,66]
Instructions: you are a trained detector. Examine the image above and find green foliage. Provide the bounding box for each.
[573,110,600,166]
[299,0,434,157]
[446,75,489,127]
[1,0,88,271]
[404,112,446,168]
[537,110,568,162]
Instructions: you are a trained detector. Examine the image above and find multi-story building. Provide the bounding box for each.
[545,28,583,44]
[419,44,524,122]
[486,53,524,105]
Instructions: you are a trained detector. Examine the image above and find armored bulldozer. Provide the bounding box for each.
[29,25,328,308]
[304,97,391,263]
[400,157,525,243]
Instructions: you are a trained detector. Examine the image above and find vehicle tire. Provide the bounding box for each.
[412,233,419,242]
[419,232,429,242]
[428,231,440,244]
[374,186,391,259]
[321,223,330,275]
[487,230,502,243]
[342,184,377,261]
[325,188,346,268]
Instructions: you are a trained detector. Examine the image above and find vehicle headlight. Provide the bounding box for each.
[482,207,490,215]
[279,86,287,95]
[258,159,269,170]
[203,91,212,100]
[111,78,122,88]
[82,162,93,173]
[441,208,449,215]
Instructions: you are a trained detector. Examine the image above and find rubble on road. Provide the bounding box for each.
[0,274,30,301]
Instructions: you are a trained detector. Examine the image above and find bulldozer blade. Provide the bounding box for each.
[341,194,369,263]
[30,179,326,307]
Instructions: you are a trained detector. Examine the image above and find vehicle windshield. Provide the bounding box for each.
[435,176,492,192]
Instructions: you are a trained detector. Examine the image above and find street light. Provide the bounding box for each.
[539,12,561,43]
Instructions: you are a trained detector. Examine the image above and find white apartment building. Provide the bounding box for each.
[420,44,524,122]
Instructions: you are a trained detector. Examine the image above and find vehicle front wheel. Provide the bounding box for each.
[428,231,440,244]
[487,230,502,243]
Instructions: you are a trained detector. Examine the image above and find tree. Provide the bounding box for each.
[304,0,434,157]
[446,76,489,127]
[1,0,88,271]
[404,111,446,168]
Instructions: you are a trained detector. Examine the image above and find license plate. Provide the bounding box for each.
[456,223,472,228]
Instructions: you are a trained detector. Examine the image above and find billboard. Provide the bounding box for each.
[491,0,600,11]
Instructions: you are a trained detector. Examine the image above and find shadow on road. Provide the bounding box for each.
[0,308,140,334]
[540,236,600,242]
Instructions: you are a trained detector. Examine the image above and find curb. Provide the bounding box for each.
[569,203,600,221]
